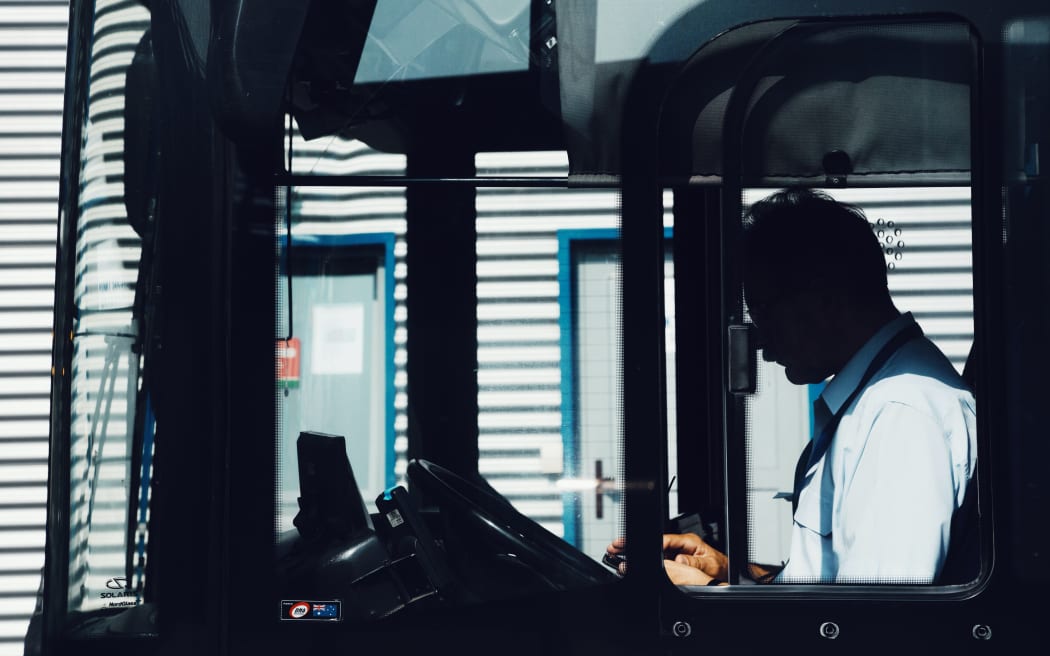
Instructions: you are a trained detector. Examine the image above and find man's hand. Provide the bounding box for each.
[606,533,730,582]
[605,537,628,574]
[663,533,729,580]
[664,558,725,586]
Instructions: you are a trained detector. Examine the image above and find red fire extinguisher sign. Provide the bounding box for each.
[277,337,301,388]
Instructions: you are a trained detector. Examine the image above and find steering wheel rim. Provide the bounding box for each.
[406,458,616,589]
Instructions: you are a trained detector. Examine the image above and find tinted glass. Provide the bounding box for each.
[65,0,151,613]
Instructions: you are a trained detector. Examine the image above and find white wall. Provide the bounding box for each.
[0,1,68,653]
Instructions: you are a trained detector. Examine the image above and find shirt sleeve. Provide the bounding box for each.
[834,401,957,583]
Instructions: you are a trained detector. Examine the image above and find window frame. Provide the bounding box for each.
[617,13,993,601]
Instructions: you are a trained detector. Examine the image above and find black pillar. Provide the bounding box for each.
[404,147,479,477]
[671,187,725,531]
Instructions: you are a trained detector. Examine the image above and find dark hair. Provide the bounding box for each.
[742,188,888,301]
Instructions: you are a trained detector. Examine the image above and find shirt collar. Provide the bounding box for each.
[820,312,916,415]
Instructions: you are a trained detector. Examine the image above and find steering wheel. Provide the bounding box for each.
[406,459,617,590]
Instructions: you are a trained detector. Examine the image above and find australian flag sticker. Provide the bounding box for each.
[281,600,342,621]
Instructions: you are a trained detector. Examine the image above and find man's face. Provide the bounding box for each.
[745,279,839,385]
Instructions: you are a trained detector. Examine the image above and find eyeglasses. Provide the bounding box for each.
[746,281,819,327]
[745,287,808,332]
[745,294,782,327]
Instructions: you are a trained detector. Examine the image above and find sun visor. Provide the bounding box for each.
[684,21,974,186]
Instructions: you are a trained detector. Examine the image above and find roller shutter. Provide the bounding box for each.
[0,1,68,652]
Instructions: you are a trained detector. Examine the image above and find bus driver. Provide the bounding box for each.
[609,188,977,585]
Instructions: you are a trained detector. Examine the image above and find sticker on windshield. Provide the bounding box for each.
[281,600,342,621]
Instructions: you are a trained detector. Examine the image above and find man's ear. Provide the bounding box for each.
[813,286,851,323]
[806,275,836,306]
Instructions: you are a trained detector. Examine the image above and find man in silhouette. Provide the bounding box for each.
[610,188,977,584]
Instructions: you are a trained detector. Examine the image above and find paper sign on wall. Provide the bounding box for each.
[311,304,365,375]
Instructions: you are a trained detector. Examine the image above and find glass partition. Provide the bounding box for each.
[277,127,406,533]
[474,153,677,568]
[66,0,151,613]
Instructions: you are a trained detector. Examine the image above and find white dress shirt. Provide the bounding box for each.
[777,313,977,583]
